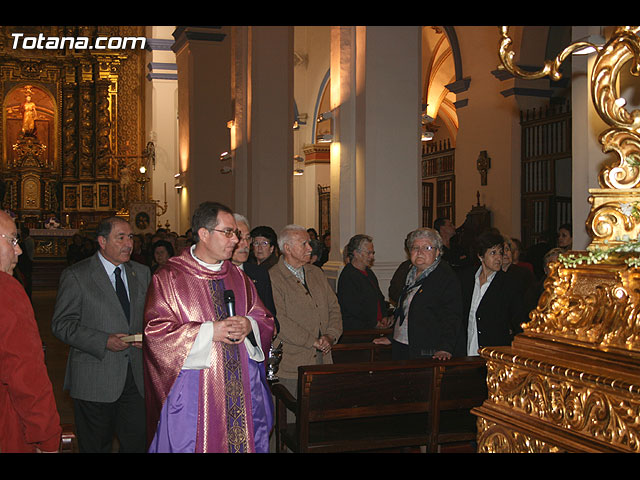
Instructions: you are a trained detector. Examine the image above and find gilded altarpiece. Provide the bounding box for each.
[0,26,147,258]
[472,26,640,453]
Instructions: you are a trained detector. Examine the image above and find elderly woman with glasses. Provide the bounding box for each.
[249,225,280,270]
[459,230,528,357]
[382,228,463,361]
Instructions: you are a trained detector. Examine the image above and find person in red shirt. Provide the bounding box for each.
[0,209,61,453]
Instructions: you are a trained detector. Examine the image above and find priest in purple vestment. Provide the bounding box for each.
[143,202,275,453]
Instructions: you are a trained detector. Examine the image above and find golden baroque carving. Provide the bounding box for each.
[527,259,640,352]
[481,350,640,452]
[499,27,640,249]
[477,418,562,453]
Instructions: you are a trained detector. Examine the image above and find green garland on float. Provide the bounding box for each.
[559,199,640,268]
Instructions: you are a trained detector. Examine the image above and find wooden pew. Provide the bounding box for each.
[431,358,488,452]
[331,341,392,363]
[271,356,486,453]
[338,328,392,344]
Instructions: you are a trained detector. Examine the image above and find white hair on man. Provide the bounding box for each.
[278,224,307,252]
[233,213,250,230]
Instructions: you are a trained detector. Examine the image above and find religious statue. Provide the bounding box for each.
[21,92,37,137]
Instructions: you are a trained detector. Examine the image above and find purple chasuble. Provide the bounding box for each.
[144,250,275,453]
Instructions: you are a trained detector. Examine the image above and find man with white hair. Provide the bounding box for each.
[232,214,277,320]
[269,224,342,398]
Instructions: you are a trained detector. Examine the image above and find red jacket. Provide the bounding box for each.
[0,272,61,453]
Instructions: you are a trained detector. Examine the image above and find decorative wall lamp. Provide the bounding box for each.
[220,151,233,174]
[294,154,305,176]
[174,172,183,192]
[316,110,334,143]
[421,111,436,142]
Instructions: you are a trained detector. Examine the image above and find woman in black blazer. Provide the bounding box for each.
[337,234,392,331]
[458,231,528,356]
[387,228,463,360]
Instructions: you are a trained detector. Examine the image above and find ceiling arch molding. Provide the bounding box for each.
[441,26,470,95]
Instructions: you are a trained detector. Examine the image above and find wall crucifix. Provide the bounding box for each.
[476,150,491,185]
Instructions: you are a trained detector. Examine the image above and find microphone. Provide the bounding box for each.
[223,289,257,347]
[224,289,235,317]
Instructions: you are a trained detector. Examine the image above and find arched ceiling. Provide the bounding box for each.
[422,26,458,141]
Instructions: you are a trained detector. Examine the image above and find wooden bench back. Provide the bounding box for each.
[331,342,392,363]
[275,357,488,453]
[338,328,392,344]
[438,357,488,410]
[297,359,447,423]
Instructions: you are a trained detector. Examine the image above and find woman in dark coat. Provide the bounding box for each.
[385,228,463,360]
[337,234,392,331]
[458,231,528,356]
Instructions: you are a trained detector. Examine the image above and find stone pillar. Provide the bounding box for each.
[172,26,233,233]
[230,26,294,231]
[145,26,180,232]
[571,26,609,251]
[326,26,422,294]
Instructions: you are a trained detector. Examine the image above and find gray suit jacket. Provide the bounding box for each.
[51,252,151,402]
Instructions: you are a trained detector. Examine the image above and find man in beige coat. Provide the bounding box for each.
[269,224,342,398]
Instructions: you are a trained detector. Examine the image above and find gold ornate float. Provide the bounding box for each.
[473,26,640,453]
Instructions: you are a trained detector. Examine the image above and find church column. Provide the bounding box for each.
[326,26,422,294]
[172,26,233,234]
[571,26,608,250]
[230,26,294,230]
[145,26,179,232]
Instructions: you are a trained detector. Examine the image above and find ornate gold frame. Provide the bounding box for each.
[473,26,640,453]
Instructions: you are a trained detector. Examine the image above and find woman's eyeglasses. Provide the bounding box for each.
[252,240,271,248]
[410,245,435,253]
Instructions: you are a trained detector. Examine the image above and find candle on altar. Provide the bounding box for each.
[164,182,167,202]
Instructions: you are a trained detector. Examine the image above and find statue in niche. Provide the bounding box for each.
[21,93,37,137]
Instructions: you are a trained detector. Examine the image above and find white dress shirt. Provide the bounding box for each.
[467,266,497,356]
[98,251,130,300]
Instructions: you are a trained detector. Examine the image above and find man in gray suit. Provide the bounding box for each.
[52,216,151,452]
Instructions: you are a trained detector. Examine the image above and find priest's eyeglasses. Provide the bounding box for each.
[0,233,20,247]
[211,228,242,239]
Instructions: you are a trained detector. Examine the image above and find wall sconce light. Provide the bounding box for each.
[316,111,334,143]
[293,154,304,176]
[294,113,308,130]
[174,172,183,192]
[219,151,233,174]
[317,111,333,122]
